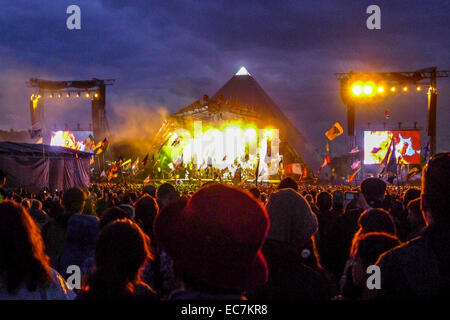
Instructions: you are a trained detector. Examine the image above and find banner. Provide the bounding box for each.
[285,163,302,175]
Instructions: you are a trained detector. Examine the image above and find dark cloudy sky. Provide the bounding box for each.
[0,0,449,155]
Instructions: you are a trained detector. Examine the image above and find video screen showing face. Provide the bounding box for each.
[364,130,421,164]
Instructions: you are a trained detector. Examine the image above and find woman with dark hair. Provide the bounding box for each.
[98,206,130,229]
[348,232,400,299]
[339,208,397,299]
[77,219,157,300]
[0,201,75,300]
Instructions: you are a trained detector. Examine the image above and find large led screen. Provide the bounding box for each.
[364,130,421,164]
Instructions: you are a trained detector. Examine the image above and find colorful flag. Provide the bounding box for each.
[348,168,361,183]
[132,157,140,170]
[95,138,109,155]
[285,163,302,175]
[121,158,132,167]
[318,154,330,174]
[351,160,361,170]
[325,122,343,141]
[84,134,95,151]
[144,175,151,184]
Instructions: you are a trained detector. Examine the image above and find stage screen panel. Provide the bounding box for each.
[364,130,421,164]
[50,131,94,153]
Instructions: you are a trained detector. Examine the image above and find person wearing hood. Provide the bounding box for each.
[249,188,336,300]
[55,213,99,287]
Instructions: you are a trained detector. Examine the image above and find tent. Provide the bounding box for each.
[0,142,91,192]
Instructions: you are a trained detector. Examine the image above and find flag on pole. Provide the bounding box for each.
[380,137,397,176]
[318,154,330,174]
[95,138,109,155]
[121,159,132,167]
[351,160,361,170]
[325,122,343,141]
[132,157,140,171]
[348,168,361,183]
[84,134,95,151]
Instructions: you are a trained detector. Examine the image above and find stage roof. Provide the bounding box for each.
[209,68,322,170]
[0,141,91,159]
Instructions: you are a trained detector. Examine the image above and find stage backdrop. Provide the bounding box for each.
[0,142,90,192]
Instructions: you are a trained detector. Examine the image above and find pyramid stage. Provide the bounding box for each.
[150,67,321,182]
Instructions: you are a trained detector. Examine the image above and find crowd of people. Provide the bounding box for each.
[0,152,449,300]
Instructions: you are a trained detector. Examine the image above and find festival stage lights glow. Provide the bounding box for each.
[85,92,90,98]
[351,83,363,96]
[158,121,281,179]
[377,86,384,93]
[403,86,408,92]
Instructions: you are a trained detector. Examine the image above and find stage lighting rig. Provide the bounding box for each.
[335,67,449,155]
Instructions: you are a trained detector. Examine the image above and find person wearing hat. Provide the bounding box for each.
[154,183,270,300]
[249,188,336,300]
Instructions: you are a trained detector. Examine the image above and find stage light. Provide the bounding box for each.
[244,128,256,140]
[351,84,363,96]
[85,92,90,98]
[377,86,384,93]
[58,93,62,98]
[94,92,99,98]
[49,92,54,98]
[391,86,396,92]
[66,92,71,97]
[416,86,421,91]
[75,92,80,98]
[37,94,42,99]
[403,86,408,92]
[363,85,374,95]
